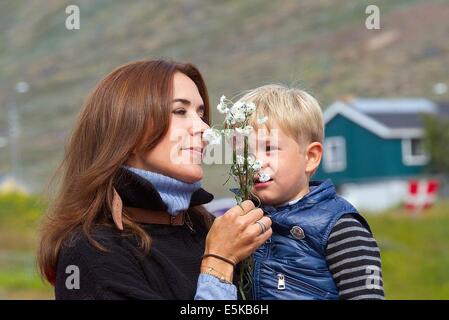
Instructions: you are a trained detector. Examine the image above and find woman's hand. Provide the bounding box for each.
[201,200,272,280]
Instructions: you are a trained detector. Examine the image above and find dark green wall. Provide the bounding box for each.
[314,115,425,185]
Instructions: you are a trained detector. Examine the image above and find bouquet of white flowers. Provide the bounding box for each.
[203,95,270,299]
[203,95,271,204]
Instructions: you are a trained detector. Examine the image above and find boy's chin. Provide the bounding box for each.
[252,191,282,206]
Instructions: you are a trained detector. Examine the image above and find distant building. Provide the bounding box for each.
[314,98,449,212]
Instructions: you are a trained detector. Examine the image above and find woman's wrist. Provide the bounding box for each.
[201,257,234,283]
[202,253,237,268]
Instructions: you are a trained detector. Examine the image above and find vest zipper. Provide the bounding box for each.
[280,272,329,296]
[277,273,286,290]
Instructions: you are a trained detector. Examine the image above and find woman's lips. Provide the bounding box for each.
[182,147,203,158]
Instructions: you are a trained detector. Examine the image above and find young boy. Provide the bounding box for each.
[243,85,384,300]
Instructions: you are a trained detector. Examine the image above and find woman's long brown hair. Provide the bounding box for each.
[37,59,212,284]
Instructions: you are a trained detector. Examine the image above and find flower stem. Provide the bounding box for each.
[243,135,249,199]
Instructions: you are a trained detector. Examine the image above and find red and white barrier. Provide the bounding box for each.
[404,179,439,213]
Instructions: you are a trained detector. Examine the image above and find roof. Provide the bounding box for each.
[436,102,449,117]
[367,113,425,129]
[346,98,438,114]
[324,98,449,139]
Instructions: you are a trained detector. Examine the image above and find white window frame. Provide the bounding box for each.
[323,136,347,173]
[402,138,429,166]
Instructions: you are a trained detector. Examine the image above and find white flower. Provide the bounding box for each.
[225,113,234,125]
[226,108,245,124]
[223,101,260,126]
[217,95,230,114]
[258,172,271,182]
[245,102,256,114]
[235,156,262,172]
[234,111,246,123]
[217,102,229,114]
[252,159,262,171]
[257,115,268,125]
[202,128,222,145]
[231,101,245,114]
[235,125,253,136]
[236,155,245,166]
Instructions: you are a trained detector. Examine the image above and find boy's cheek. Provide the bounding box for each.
[268,156,280,171]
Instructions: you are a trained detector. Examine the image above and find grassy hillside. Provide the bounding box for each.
[0,0,449,193]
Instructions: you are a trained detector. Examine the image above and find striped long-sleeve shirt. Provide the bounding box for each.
[325,214,384,300]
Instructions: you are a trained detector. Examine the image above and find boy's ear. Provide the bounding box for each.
[305,142,323,175]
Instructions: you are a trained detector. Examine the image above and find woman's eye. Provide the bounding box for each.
[173,109,187,115]
[197,107,206,119]
[173,108,206,121]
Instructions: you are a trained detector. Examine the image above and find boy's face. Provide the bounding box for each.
[249,121,322,206]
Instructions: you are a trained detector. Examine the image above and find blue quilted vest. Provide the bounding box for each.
[251,179,371,300]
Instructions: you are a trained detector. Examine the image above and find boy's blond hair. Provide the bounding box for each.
[240,84,324,147]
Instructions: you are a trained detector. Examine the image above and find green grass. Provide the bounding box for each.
[366,201,449,299]
[1,192,449,299]
[0,192,53,299]
[0,192,46,231]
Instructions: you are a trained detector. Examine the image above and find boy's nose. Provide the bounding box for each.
[255,151,269,168]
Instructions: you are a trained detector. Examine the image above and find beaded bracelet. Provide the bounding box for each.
[201,266,233,284]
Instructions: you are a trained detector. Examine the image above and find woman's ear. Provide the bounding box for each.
[112,188,124,230]
[305,142,323,175]
[125,151,143,169]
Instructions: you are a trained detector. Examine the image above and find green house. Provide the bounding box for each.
[314,98,448,211]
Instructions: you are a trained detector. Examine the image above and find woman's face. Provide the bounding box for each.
[128,72,209,183]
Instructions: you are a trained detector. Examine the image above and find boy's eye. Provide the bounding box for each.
[266,145,278,152]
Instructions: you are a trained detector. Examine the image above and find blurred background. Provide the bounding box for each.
[1,0,449,299]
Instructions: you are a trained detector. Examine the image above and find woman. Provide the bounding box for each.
[37,59,272,299]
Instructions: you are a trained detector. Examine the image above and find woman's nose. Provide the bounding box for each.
[189,116,209,137]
